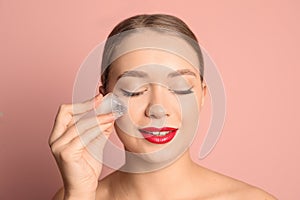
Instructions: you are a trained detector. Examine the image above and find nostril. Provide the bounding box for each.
[147,104,167,119]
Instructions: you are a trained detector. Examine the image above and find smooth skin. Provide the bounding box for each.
[49,94,116,200]
[50,49,277,200]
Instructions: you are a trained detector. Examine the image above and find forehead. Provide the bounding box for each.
[108,29,200,67]
[106,28,200,76]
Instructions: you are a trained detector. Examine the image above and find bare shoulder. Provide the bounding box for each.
[195,166,278,200]
[233,185,278,200]
[50,177,112,200]
[50,173,117,200]
[51,186,64,200]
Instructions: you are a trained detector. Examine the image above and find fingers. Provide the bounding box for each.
[49,93,103,145]
[72,112,115,138]
[50,112,115,149]
[70,122,113,151]
[51,120,114,163]
[80,123,114,162]
[72,93,104,115]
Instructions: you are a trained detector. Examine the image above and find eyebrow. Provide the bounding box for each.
[116,70,149,81]
[167,69,197,78]
[116,69,197,81]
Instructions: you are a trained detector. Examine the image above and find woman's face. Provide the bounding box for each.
[103,48,206,163]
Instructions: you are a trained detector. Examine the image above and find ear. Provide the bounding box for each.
[200,81,207,108]
[99,85,106,96]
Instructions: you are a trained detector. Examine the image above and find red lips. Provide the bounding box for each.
[139,127,178,144]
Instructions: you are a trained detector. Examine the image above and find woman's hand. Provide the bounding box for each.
[49,94,115,199]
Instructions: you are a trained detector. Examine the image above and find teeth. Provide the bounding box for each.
[153,131,159,135]
[159,131,169,136]
[142,130,171,136]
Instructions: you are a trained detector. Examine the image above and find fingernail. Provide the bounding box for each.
[96,93,102,100]
[94,94,103,104]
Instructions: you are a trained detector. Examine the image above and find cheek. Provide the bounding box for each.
[127,97,147,126]
[194,86,204,109]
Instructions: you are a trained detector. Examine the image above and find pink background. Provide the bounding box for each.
[1,0,299,199]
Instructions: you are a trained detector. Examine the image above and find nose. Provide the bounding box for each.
[147,104,166,119]
[145,84,170,119]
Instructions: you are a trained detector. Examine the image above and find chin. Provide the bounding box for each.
[139,147,184,165]
[120,138,188,172]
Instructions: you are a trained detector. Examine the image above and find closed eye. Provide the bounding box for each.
[120,86,194,97]
[170,86,194,95]
[120,88,147,97]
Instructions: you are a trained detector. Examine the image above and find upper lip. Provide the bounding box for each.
[139,127,178,133]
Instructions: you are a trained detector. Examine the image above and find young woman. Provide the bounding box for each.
[49,14,277,200]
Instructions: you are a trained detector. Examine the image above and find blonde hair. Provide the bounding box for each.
[101,14,204,92]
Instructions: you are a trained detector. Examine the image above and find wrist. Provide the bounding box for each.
[64,190,96,200]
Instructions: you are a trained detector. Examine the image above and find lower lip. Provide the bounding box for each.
[140,130,177,144]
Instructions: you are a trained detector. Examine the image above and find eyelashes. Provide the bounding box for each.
[172,87,194,95]
[120,87,194,97]
[120,89,146,97]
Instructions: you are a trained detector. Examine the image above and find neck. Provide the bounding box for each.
[116,150,200,199]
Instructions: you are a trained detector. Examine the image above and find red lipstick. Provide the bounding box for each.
[139,127,178,144]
